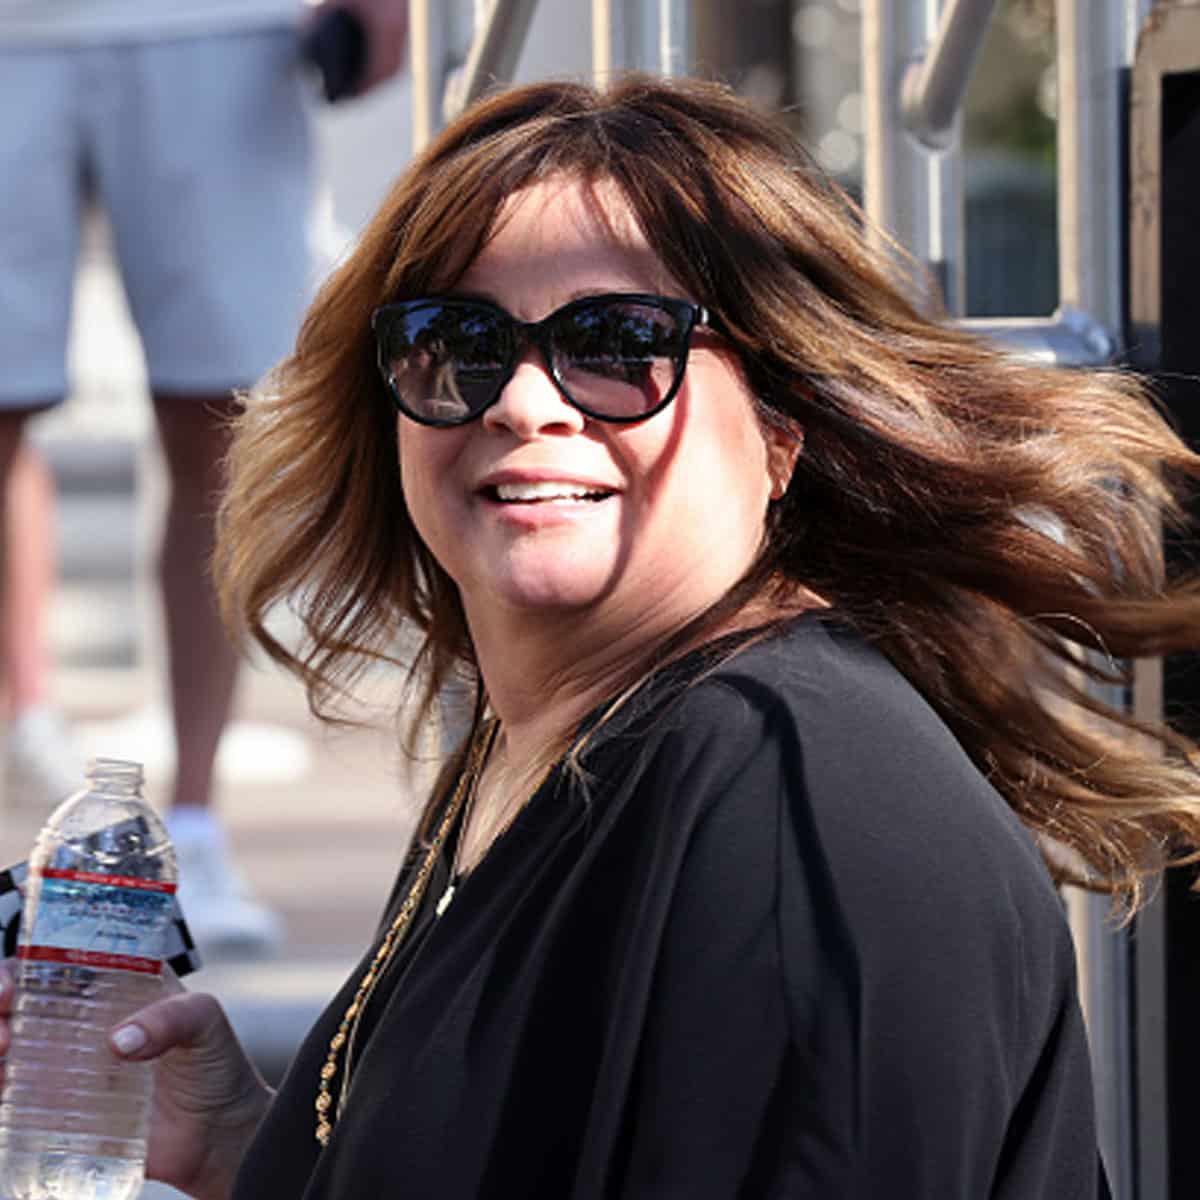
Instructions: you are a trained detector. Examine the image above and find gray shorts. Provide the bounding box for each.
[0,28,315,406]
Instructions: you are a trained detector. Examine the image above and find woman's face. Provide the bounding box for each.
[396,176,799,641]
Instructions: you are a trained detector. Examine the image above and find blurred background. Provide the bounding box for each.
[1,0,1062,1112]
[2,0,1065,910]
[11,0,1064,816]
[5,1,1177,1196]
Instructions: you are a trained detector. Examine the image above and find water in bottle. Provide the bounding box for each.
[0,758,176,1200]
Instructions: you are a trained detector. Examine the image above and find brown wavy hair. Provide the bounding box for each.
[214,73,1200,911]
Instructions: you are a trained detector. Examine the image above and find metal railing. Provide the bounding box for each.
[901,0,1000,151]
[409,0,691,151]
[864,4,1156,1196]
[444,0,540,121]
[864,0,1148,371]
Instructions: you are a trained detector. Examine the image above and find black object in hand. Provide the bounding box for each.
[301,6,368,103]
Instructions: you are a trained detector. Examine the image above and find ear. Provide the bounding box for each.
[765,424,803,500]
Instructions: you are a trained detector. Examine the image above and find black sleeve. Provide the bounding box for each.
[614,647,1101,1199]
[610,687,791,1199]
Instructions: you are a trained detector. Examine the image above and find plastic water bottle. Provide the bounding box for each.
[0,758,176,1200]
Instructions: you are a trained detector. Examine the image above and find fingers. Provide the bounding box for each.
[1,962,183,1056]
[110,990,227,1062]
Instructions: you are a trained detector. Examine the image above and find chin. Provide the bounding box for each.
[486,557,613,609]
[487,547,618,613]
[498,579,608,613]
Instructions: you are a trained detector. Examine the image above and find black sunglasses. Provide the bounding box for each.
[371,292,713,427]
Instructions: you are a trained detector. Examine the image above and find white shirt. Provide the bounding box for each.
[0,0,303,44]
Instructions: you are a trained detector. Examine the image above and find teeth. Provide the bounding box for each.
[494,481,608,502]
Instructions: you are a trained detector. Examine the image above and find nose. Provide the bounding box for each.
[481,350,586,438]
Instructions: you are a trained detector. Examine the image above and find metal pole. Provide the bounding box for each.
[901,0,1000,150]
[444,0,542,120]
[959,312,1114,367]
[409,0,443,152]
[595,0,687,80]
[658,0,689,77]
[593,0,616,81]
[1056,8,1155,1194]
[1055,0,1127,338]
[862,0,966,316]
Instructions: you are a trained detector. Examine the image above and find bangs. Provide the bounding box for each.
[379,86,728,305]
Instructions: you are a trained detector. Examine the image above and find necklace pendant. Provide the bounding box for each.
[435,883,455,918]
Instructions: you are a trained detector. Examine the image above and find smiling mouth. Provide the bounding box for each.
[485,482,615,504]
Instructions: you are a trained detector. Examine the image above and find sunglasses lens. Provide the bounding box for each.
[552,299,687,419]
[376,296,694,424]
[377,303,508,424]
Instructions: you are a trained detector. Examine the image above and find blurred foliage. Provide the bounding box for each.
[965,0,1057,165]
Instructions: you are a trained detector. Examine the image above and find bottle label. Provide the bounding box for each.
[20,868,178,975]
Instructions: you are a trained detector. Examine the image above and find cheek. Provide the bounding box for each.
[703,412,774,518]
[395,424,413,495]
[688,361,773,498]
[395,421,458,538]
[395,427,419,521]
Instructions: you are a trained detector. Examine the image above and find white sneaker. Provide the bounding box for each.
[174,836,284,959]
[4,705,85,809]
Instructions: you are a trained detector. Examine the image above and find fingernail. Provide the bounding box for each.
[112,1024,147,1056]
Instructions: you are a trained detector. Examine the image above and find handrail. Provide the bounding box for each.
[592,0,621,81]
[960,308,1116,367]
[863,0,966,313]
[900,0,1001,150]
[443,0,542,121]
[409,0,444,151]
[594,0,689,80]
[423,0,688,143]
[871,0,1132,368]
[657,0,688,77]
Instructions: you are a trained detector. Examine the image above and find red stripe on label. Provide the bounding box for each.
[39,868,177,894]
[19,945,164,975]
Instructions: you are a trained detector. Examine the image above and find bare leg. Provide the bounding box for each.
[4,445,57,717]
[152,391,280,953]
[1,432,82,804]
[0,411,30,708]
[151,392,240,814]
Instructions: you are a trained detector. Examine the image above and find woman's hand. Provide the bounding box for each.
[0,961,273,1200]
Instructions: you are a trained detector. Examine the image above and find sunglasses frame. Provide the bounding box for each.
[371,292,714,427]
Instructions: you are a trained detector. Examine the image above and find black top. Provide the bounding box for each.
[235,617,1104,1199]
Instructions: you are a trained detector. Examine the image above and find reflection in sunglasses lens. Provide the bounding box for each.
[378,296,692,424]
[554,302,681,417]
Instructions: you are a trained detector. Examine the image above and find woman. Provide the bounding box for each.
[4,74,1200,1198]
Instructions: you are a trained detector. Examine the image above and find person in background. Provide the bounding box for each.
[5,74,1200,1198]
[0,0,408,955]
[2,445,82,806]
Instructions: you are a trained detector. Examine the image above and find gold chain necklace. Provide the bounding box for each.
[314,719,496,1147]
[435,732,538,917]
